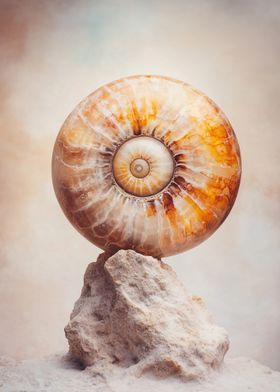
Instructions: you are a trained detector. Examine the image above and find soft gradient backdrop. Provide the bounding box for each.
[0,0,279,370]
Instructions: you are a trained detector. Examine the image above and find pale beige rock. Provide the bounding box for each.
[65,249,229,380]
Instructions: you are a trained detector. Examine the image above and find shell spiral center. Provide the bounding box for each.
[112,136,174,197]
[130,158,150,178]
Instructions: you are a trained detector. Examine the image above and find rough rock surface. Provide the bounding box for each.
[1,355,280,391]
[65,249,229,380]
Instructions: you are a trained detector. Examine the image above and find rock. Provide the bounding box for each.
[65,249,229,380]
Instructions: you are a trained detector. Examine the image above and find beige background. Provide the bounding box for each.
[0,0,279,370]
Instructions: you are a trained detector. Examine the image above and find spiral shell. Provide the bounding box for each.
[52,75,241,258]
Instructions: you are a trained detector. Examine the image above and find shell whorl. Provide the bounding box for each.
[112,136,174,197]
[52,75,241,258]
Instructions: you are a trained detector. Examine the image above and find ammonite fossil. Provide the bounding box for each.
[52,75,241,258]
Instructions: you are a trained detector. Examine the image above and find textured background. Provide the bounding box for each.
[0,0,279,370]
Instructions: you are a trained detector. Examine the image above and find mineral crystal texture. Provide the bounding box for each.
[65,250,229,380]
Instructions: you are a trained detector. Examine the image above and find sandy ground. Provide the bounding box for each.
[0,354,280,392]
